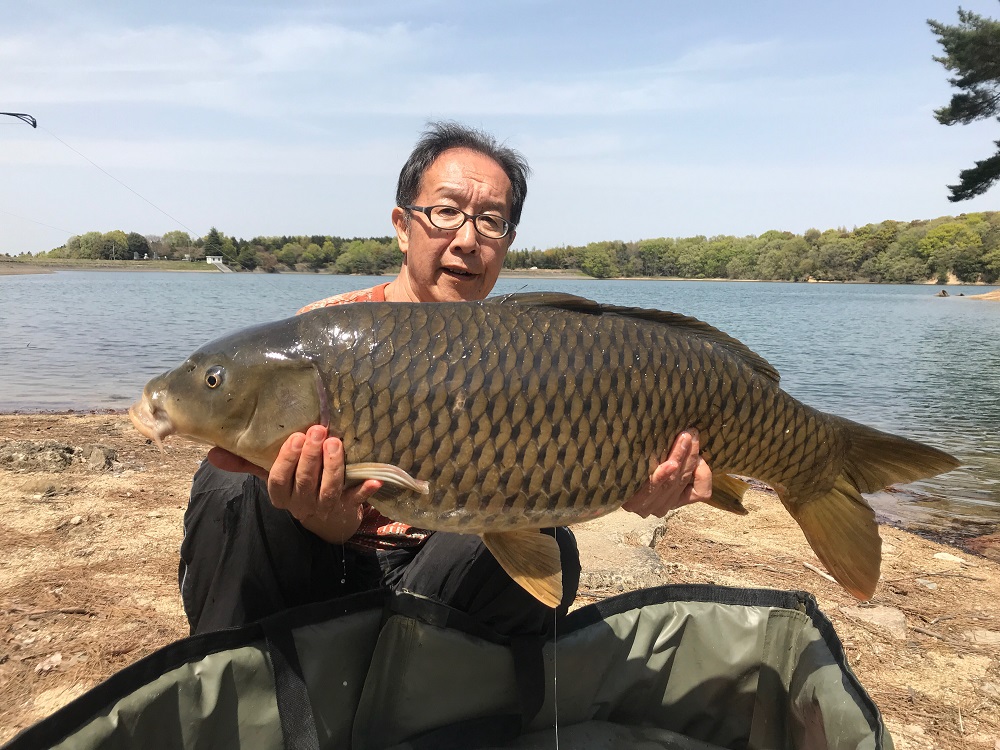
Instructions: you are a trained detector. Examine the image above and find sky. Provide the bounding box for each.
[1,0,999,255]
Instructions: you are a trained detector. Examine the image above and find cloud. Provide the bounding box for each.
[0,21,426,110]
[0,134,408,176]
[0,18,840,121]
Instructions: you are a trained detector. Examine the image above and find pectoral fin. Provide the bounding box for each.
[344,462,430,500]
[482,530,563,609]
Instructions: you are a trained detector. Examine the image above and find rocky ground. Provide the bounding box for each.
[1,412,998,749]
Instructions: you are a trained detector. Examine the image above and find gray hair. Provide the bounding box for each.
[396,121,530,228]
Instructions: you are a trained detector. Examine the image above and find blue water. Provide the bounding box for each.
[2,271,998,535]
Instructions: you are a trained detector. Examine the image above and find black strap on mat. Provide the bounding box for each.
[264,623,321,750]
[510,635,547,727]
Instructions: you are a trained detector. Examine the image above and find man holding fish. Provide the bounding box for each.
[177,122,713,636]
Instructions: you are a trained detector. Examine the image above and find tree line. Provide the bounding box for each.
[40,228,404,275]
[507,212,1000,283]
[32,211,1000,283]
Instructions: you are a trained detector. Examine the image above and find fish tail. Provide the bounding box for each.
[782,419,960,600]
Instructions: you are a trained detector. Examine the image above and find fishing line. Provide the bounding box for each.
[552,604,560,750]
[10,113,271,277]
[0,208,73,236]
[36,122,257,275]
[38,125,199,237]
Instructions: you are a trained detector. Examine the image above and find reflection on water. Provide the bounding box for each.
[2,272,999,538]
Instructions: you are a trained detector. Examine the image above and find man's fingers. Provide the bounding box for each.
[317,437,346,506]
[294,425,327,489]
[680,429,701,479]
[690,459,714,504]
[267,432,307,509]
[343,479,383,507]
[649,458,679,486]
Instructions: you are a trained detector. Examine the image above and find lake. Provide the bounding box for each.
[1,270,998,538]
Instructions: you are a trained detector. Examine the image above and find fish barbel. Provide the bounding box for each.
[129,293,959,607]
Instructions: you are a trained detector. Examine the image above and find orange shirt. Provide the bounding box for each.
[297,283,430,550]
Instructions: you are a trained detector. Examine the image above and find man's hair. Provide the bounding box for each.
[396,121,531,228]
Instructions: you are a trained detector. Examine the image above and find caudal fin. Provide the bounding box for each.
[782,420,959,600]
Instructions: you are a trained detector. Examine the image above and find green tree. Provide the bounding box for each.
[982,244,1000,282]
[163,230,191,249]
[335,240,379,274]
[700,236,745,279]
[871,228,931,283]
[60,235,82,259]
[231,239,257,271]
[808,237,858,281]
[929,7,1000,200]
[162,231,193,258]
[277,242,303,268]
[673,236,709,278]
[127,232,150,259]
[321,239,339,265]
[301,243,328,270]
[757,237,810,281]
[202,227,225,258]
[919,221,983,282]
[578,245,620,278]
[77,231,104,259]
[100,230,129,260]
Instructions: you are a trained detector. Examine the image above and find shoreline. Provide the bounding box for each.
[3,261,999,290]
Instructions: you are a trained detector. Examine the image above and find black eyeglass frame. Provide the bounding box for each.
[402,204,515,239]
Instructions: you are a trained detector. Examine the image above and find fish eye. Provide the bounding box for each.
[205,366,225,389]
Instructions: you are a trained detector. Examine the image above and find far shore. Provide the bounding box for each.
[2,260,999,295]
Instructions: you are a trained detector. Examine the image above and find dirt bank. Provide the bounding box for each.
[0,413,997,748]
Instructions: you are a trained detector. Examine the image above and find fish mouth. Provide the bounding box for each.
[128,397,175,449]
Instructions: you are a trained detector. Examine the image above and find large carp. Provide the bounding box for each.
[130,293,958,607]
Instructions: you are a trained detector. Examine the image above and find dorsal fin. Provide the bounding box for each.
[491,292,780,383]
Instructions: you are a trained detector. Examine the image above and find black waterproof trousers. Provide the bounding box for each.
[179,461,581,637]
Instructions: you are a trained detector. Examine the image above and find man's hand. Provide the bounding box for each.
[207,425,381,544]
[622,429,712,518]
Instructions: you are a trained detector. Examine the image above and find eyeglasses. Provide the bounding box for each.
[403,204,514,239]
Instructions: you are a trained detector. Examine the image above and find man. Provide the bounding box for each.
[180,122,712,637]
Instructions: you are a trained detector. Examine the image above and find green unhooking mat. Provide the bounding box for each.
[2,585,893,750]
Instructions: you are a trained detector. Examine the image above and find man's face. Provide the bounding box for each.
[391,147,516,302]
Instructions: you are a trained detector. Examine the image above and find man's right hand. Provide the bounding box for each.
[207,425,382,544]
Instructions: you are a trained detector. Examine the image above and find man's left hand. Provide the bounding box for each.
[622,429,712,518]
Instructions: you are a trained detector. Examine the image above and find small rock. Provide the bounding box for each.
[86,445,117,470]
[915,578,938,590]
[35,653,63,673]
[933,552,974,565]
[69,516,83,526]
[841,605,908,640]
[979,681,1000,700]
[147,512,162,519]
[963,628,1000,646]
